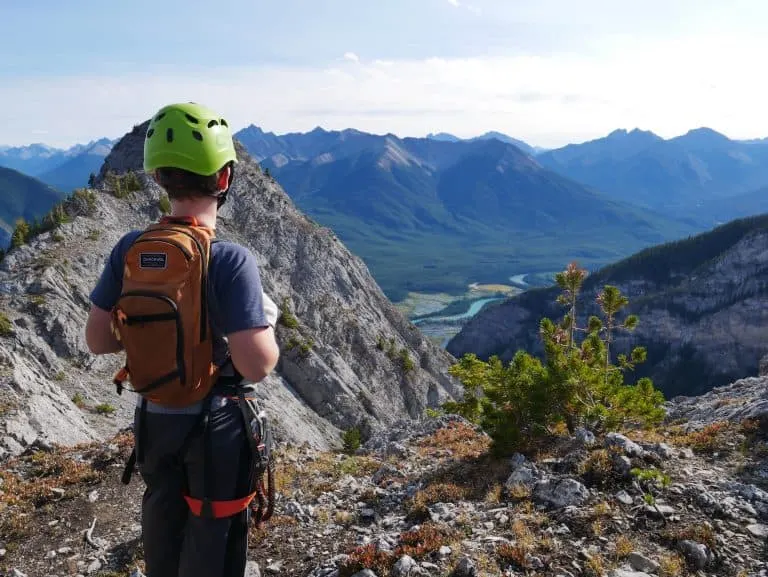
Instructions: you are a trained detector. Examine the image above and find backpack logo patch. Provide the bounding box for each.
[139,252,168,269]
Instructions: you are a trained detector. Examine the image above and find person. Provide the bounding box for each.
[84,102,280,577]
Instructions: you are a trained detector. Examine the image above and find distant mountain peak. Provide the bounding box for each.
[427,132,460,142]
[675,126,731,144]
[606,128,662,141]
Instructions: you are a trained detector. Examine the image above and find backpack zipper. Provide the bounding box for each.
[133,237,193,260]
[117,290,186,386]
[158,227,210,343]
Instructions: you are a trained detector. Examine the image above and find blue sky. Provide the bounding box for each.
[1,0,766,147]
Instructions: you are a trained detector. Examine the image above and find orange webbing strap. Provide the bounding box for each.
[113,366,129,395]
[183,491,259,518]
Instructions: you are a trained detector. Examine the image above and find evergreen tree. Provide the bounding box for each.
[443,261,665,455]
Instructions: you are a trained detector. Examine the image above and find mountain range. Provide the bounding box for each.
[8,125,768,299]
[0,138,114,193]
[238,125,700,299]
[536,127,768,222]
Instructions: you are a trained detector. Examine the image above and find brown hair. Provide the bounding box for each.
[153,166,222,201]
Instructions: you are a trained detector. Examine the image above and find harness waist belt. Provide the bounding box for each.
[183,491,259,518]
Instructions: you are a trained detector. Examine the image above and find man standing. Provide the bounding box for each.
[85,102,280,577]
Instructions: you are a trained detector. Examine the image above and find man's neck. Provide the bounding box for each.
[169,198,218,228]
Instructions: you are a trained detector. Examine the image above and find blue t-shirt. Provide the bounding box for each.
[90,229,269,412]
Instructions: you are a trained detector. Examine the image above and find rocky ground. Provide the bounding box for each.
[2,379,768,577]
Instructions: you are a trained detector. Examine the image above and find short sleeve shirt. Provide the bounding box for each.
[90,230,270,354]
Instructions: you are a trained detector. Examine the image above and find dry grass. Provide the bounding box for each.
[406,482,468,522]
[338,523,458,577]
[484,483,502,504]
[614,535,634,559]
[678,422,736,454]
[414,420,491,460]
[659,553,686,577]
[630,420,741,456]
[591,500,612,518]
[0,450,104,508]
[505,483,532,500]
[496,543,528,570]
[338,543,394,577]
[591,519,605,537]
[273,451,382,498]
[584,554,606,577]
[661,522,716,550]
[395,523,458,559]
[495,520,541,570]
[579,448,622,488]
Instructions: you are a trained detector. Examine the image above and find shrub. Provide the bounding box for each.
[278,297,299,328]
[443,261,665,455]
[95,403,116,415]
[338,544,393,577]
[105,170,142,199]
[341,427,362,454]
[0,312,13,336]
[72,393,86,408]
[72,188,97,214]
[10,218,30,248]
[399,348,415,373]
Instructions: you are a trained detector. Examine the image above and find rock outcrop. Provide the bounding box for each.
[0,121,459,460]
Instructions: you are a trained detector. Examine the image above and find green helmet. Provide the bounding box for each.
[143,102,238,176]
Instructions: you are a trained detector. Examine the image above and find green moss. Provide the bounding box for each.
[0,312,13,336]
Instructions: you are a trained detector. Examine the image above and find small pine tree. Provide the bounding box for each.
[342,428,362,454]
[88,172,96,187]
[10,218,30,249]
[443,261,665,455]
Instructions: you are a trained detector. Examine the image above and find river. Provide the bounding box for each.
[411,297,504,325]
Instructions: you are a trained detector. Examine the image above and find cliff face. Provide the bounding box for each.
[0,121,459,460]
[447,217,768,398]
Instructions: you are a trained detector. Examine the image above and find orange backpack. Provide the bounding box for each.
[110,216,219,407]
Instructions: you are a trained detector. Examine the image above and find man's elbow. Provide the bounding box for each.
[240,342,280,382]
[229,329,281,382]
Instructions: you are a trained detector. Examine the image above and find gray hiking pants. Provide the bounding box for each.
[134,399,252,577]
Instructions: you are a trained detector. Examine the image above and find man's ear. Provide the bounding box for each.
[216,166,231,192]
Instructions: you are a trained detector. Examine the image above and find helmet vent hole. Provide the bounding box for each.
[192,130,203,141]
[166,128,174,143]
[146,128,154,138]
[207,120,219,128]
[155,112,166,121]
[220,119,228,127]
[185,113,199,124]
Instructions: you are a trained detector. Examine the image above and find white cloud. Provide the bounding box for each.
[447,0,460,6]
[343,52,359,63]
[0,31,767,148]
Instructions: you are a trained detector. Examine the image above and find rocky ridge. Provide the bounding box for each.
[0,120,459,461]
[1,376,767,577]
[447,217,768,399]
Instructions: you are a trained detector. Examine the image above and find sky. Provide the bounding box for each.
[1,0,767,148]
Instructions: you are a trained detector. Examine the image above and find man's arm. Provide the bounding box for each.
[228,325,280,382]
[85,305,123,354]
[217,248,280,382]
